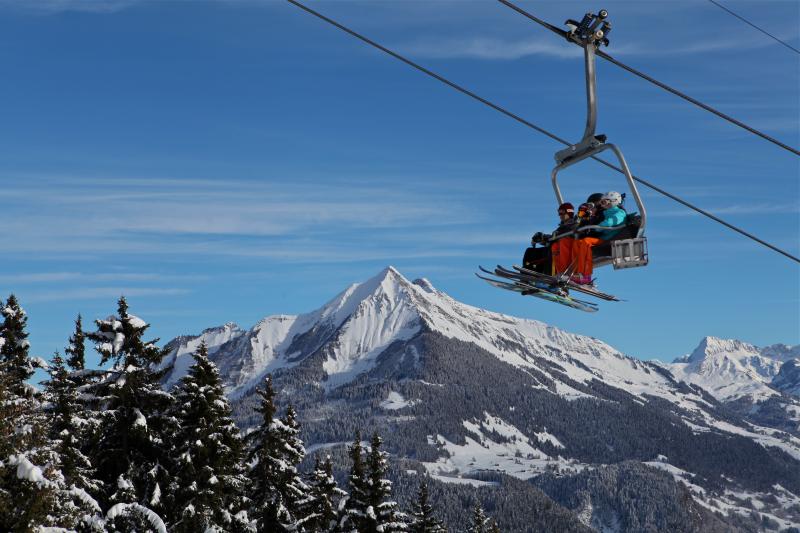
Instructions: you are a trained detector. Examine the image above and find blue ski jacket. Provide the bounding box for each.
[596,206,627,240]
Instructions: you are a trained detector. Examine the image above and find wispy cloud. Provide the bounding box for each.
[1,272,209,284]
[398,36,581,60]
[22,287,191,303]
[0,0,138,14]
[0,174,485,260]
[651,202,800,218]
[395,25,794,62]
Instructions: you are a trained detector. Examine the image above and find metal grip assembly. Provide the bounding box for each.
[565,10,612,48]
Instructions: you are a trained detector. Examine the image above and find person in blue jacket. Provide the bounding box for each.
[571,191,626,284]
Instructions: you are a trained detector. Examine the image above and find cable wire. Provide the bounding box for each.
[707,0,800,56]
[286,0,800,264]
[497,0,800,158]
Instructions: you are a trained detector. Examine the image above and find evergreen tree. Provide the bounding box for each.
[0,296,102,531]
[468,503,490,533]
[170,342,251,532]
[64,314,86,371]
[281,403,310,517]
[85,296,176,529]
[0,295,35,395]
[298,455,346,532]
[0,355,55,531]
[409,480,446,533]
[340,430,369,532]
[247,375,307,531]
[0,295,54,531]
[364,432,407,532]
[488,519,501,533]
[45,351,99,492]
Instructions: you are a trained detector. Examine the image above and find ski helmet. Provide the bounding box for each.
[602,191,622,207]
[558,202,575,215]
[586,192,604,204]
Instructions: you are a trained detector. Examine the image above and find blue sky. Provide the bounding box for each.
[0,0,797,370]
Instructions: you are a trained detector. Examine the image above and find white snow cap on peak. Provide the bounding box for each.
[413,277,436,293]
[686,336,760,363]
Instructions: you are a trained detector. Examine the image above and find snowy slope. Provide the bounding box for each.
[668,337,800,402]
[162,267,424,396]
[774,359,800,397]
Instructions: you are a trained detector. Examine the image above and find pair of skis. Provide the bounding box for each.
[476,264,620,313]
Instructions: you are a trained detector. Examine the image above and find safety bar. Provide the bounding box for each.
[551,143,647,237]
[543,221,627,244]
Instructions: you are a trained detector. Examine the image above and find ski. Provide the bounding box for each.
[475,273,599,313]
[507,264,621,302]
[478,265,566,295]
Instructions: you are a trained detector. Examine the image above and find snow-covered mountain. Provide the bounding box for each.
[668,337,800,402]
[160,266,800,532]
[163,266,707,406]
[774,359,800,397]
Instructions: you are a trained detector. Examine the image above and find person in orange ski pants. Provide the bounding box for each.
[572,192,627,284]
[550,202,577,275]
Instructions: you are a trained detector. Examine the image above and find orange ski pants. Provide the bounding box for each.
[550,237,575,275]
[572,237,605,276]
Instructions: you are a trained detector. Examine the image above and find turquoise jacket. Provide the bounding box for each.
[596,206,627,240]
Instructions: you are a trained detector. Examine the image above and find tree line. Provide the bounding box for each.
[0,294,505,532]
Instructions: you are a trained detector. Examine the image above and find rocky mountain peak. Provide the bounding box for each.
[669,336,799,403]
[685,336,760,364]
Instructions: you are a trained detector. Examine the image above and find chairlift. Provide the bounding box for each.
[552,10,648,270]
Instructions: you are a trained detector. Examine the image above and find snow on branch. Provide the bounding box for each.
[106,503,167,533]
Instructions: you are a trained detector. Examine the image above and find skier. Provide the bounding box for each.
[550,202,578,275]
[576,192,604,229]
[525,202,577,275]
[571,191,626,285]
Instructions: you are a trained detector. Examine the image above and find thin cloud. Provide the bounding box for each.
[0,171,531,263]
[23,287,191,303]
[399,36,581,60]
[1,272,209,284]
[396,27,793,62]
[651,203,800,218]
[0,0,138,14]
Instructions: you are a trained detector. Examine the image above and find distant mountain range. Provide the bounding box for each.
[160,267,800,532]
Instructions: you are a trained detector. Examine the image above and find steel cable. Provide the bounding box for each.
[497,0,800,158]
[286,0,800,264]
[707,0,800,56]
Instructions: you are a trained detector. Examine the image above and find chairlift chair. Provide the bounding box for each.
[551,10,648,270]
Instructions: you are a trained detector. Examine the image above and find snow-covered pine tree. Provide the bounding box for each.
[467,503,490,533]
[281,404,310,517]
[297,455,346,532]
[488,519,501,533]
[42,350,105,529]
[0,295,35,396]
[409,480,447,533]
[170,341,251,532]
[364,432,407,532]
[247,375,307,531]
[85,296,176,529]
[61,312,104,477]
[339,430,369,532]
[0,295,102,531]
[0,354,53,530]
[0,295,54,531]
[65,314,86,371]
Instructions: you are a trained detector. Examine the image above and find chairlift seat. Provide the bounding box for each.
[590,213,647,269]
